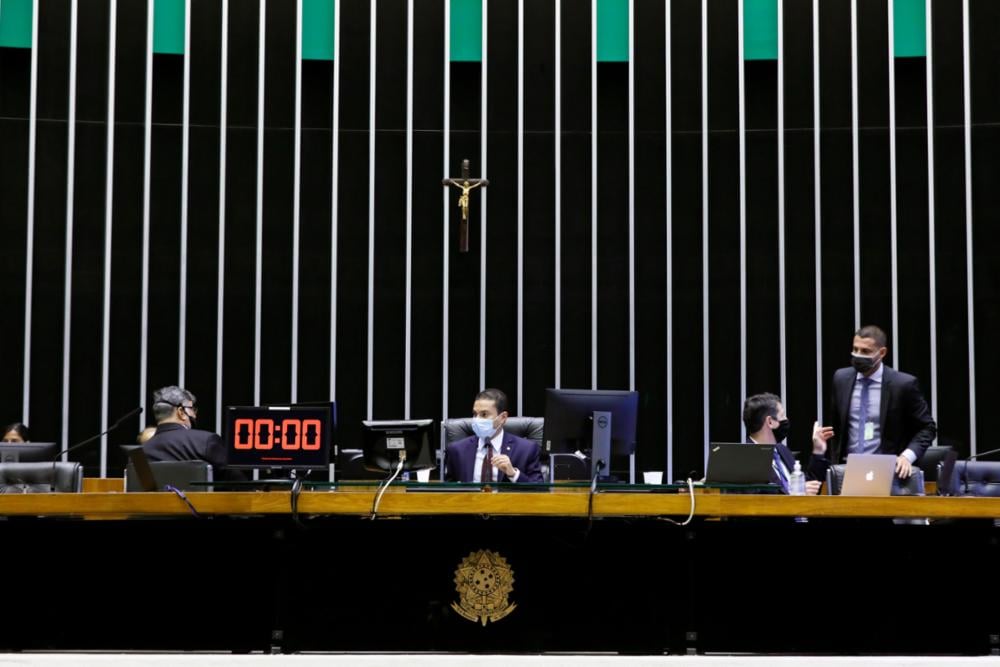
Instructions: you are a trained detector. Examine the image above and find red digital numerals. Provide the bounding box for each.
[232,418,322,451]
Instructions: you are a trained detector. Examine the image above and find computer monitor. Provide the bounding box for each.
[224,405,332,470]
[543,389,639,482]
[361,420,437,473]
[0,441,61,463]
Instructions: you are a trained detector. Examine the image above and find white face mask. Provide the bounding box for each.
[471,417,497,440]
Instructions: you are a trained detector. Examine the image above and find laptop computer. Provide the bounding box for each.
[705,443,779,486]
[840,453,897,496]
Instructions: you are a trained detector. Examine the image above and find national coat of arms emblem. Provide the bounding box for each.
[451,549,517,625]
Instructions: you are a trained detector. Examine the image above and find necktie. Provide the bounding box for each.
[480,442,493,483]
[773,450,790,493]
[858,377,872,451]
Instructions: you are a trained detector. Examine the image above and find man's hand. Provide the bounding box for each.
[805,480,822,495]
[812,421,834,455]
[491,454,517,478]
[895,455,913,479]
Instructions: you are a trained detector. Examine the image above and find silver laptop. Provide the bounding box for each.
[840,453,897,496]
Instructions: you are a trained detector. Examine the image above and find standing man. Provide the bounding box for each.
[743,393,833,495]
[822,325,936,478]
[143,385,227,470]
[445,388,544,484]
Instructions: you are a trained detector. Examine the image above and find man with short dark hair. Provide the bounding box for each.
[143,385,227,470]
[743,392,832,495]
[819,325,937,479]
[444,388,543,483]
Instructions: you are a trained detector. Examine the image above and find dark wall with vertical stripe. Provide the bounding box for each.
[0,0,995,477]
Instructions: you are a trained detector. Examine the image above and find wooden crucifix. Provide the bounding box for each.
[442,159,488,253]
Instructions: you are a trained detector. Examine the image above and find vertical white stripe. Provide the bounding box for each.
[554,0,561,389]
[479,0,488,389]
[627,0,635,392]
[254,0,266,407]
[777,0,787,402]
[590,0,597,391]
[291,0,303,402]
[925,0,937,416]
[366,0,376,419]
[664,0,673,482]
[442,0,450,418]
[962,0,976,454]
[100,0,118,477]
[888,0,899,367]
[330,0,341,403]
[738,0,746,441]
[178,0,191,386]
[813,0,823,421]
[21,0,40,425]
[61,0,79,460]
[140,0,154,422]
[701,0,709,460]
[215,0,229,434]
[850,0,860,328]
[517,0,524,413]
[404,0,414,418]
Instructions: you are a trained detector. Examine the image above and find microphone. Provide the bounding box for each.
[51,406,144,463]
[965,447,1000,461]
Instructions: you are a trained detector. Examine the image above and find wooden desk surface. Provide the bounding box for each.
[2,488,999,518]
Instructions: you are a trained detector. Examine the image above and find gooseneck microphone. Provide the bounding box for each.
[49,406,143,491]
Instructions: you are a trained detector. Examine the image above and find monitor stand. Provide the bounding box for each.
[591,410,617,483]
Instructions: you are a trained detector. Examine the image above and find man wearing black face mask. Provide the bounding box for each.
[143,385,228,471]
[822,325,936,478]
[743,393,832,494]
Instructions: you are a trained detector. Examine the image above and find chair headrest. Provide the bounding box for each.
[0,462,82,493]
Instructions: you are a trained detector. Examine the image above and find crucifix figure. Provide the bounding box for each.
[442,159,489,253]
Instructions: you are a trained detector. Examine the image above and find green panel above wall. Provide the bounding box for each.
[153,0,185,55]
[744,0,777,60]
[597,0,628,62]
[303,0,335,60]
[894,0,926,57]
[451,0,482,62]
[0,0,33,49]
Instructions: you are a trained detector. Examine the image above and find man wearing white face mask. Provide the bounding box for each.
[444,388,543,483]
[819,325,936,479]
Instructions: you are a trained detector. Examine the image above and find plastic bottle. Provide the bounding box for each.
[788,461,806,496]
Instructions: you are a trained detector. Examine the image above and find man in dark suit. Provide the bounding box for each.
[444,388,543,484]
[143,385,227,470]
[820,325,936,479]
[743,393,833,494]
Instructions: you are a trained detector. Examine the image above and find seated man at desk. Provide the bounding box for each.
[445,388,543,484]
[744,392,833,495]
[143,385,227,470]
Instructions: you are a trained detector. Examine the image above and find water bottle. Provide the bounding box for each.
[788,461,806,496]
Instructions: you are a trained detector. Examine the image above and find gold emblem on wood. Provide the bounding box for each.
[451,549,517,625]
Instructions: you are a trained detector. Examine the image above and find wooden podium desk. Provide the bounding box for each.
[2,486,1000,519]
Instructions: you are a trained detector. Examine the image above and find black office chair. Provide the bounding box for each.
[917,445,954,483]
[824,464,925,496]
[123,460,213,492]
[439,417,545,480]
[943,461,1000,497]
[0,462,83,493]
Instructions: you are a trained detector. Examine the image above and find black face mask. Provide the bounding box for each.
[772,418,790,443]
[851,353,880,374]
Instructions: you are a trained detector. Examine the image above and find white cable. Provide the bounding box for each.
[370,457,405,519]
[659,478,696,526]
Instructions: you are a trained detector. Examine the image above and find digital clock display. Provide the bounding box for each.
[224,406,332,469]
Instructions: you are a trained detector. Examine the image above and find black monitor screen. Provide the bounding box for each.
[361,420,436,472]
[224,406,332,470]
[543,388,639,460]
[0,442,61,463]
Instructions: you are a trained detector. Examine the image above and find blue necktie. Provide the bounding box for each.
[857,377,872,452]
[773,450,790,493]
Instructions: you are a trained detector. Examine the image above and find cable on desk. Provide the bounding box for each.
[370,453,405,520]
[658,478,696,526]
[165,485,201,518]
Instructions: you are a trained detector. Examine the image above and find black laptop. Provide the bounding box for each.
[705,442,779,486]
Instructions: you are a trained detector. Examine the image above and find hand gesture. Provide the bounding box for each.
[812,421,834,455]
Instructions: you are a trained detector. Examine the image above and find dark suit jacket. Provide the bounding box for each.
[144,423,227,469]
[823,365,936,465]
[444,431,544,483]
[775,443,828,485]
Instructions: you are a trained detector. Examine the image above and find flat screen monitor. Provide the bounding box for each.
[0,441,61,463]
[361,420,436,473]
[543,389,639,481]
[224,405,332,470]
